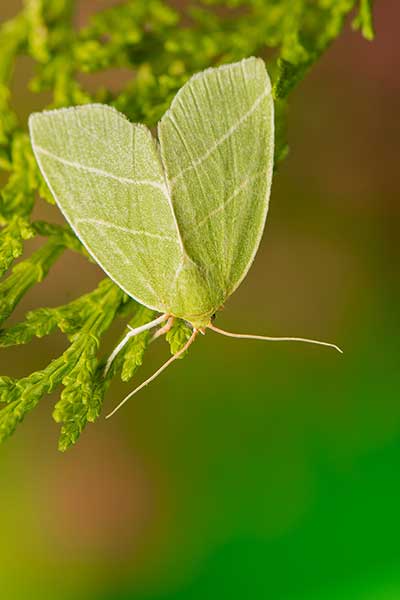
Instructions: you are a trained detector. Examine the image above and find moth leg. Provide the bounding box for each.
[104,313,169,376]
[150,316,175,342]
[106,329,198,418]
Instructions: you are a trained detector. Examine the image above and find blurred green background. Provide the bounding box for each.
[1,2,399,599]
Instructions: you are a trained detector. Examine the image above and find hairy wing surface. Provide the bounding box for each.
[29,104,184,312]
[158,57,274,310]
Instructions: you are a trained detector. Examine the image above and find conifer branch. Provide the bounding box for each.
[0,0,375,449]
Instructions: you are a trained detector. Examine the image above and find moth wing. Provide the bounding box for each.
[158,57,274,309]
[29,104,184,312]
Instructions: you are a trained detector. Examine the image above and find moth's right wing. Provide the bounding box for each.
[29,104,184,312]
[158,58,274,311]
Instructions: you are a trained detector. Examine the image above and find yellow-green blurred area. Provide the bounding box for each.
[1,2,399,599]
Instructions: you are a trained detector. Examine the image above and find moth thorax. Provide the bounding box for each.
[183,314,213,330]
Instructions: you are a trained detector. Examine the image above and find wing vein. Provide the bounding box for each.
[183,172,262,240]
[75,217,180,243]
[169,87,270,187]
[34,144,168,194]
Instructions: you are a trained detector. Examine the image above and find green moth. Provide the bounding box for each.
[29,57,341,416]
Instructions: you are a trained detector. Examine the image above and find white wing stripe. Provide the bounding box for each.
[169,87,269,186]
[34,145,169,195]
[183,173,260,238]
[75,217,180,243]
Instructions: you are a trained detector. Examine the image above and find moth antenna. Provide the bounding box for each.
[105,329,198,419]
[150,316,175,343]
[104,313,169,376]
[208,324,343,354]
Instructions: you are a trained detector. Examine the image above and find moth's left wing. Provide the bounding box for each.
[29,104,185,313]
[158,57,274,307]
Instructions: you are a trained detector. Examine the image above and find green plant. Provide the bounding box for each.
[0,0,374,451]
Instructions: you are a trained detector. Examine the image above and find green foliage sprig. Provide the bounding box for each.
[0,0,374,450]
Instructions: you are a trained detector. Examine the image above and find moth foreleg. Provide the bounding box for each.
[104,312,169,376]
